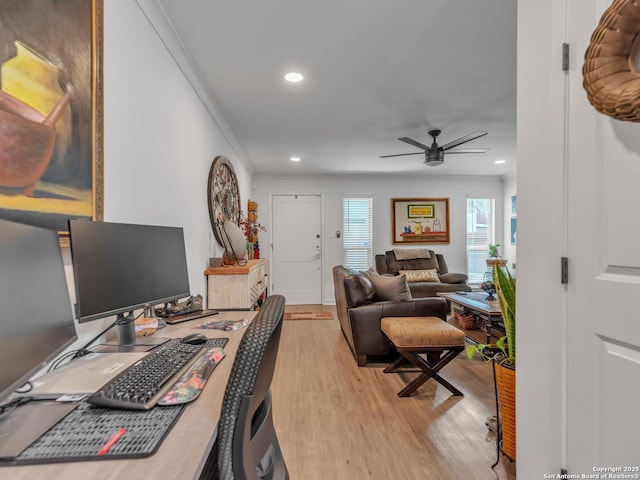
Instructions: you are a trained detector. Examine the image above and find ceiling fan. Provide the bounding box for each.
[381,129,489,166]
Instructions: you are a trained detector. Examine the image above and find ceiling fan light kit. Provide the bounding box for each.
[381,128,488,166]
[424,149,445,166]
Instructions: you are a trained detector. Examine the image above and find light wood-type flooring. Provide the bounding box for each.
[272,305,516,480]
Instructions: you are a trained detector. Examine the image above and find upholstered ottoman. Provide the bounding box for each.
[381,316,465,397]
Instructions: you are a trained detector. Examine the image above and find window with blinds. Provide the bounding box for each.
[343,197,373,271]
[466,198,495,284]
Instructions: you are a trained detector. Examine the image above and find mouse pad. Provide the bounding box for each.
[157,347,226,406]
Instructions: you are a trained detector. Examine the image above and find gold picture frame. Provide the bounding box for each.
[0,0,104,246]
[392,197,450,244]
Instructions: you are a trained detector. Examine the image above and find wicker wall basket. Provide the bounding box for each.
[495,361,516,460]
[454,311,476,330]
[583,0,640,122]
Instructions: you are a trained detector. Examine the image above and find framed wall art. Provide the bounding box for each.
[392,197,450,244]
[0,0,103,244]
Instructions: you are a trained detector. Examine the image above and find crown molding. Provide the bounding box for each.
[135,0,254,175]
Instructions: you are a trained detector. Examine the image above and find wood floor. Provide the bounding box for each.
[272,305,516,480]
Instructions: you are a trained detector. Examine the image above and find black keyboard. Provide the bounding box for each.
[87,337,228,410]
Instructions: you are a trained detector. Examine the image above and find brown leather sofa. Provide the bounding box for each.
[333,265,448,366]
[375,250,471,297]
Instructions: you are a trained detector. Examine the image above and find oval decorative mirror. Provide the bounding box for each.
[207,156,241,246]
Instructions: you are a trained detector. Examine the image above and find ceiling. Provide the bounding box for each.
[154,0,517,176]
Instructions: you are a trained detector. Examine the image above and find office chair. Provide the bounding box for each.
[200,294,289,480]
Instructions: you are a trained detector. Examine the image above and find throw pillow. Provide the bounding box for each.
[399,269,441,283]
[364,269,412,301]
[343,272,376,308]
[439,272,468,284]
[393,248,431,260]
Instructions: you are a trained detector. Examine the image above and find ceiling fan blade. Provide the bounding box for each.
[440,130,487,151]
[398,137,430,150]
[380,152,425,158]
[443,148,489,154]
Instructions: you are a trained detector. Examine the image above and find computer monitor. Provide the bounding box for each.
[68,220,191,349]
[0,219,77,406]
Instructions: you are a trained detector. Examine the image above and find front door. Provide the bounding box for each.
[271,195,322,304]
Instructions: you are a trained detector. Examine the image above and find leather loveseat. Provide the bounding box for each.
[375,249,471,297]
[333,265,448,366]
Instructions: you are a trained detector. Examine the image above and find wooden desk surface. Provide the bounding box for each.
[437,291,502,315]
[2,310,255,480]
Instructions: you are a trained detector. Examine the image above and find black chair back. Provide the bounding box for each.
[200,295,289,480]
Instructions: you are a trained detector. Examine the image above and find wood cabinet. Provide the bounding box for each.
[205,259,268,310]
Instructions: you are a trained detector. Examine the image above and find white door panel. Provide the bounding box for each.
[598,339,640,462]
[565,0,640,470]
[271,195,322,304]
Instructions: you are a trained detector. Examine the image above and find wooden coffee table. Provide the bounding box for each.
[437,291,504,344]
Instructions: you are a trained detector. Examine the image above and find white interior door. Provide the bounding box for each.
[565,0,640,470]
[271,195,322,304]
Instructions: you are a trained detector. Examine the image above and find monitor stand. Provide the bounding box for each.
[92,312,170,353]
[0,400,78,460]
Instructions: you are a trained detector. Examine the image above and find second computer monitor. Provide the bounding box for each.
[0,219,77,405]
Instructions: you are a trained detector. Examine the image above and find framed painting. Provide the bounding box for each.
[511,216,517,245]
[0,0,103,245]
[392,197,450,244]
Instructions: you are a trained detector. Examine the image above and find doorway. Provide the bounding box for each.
[271,194,322,304]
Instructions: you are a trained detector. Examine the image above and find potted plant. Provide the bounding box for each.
[466,263,516,460]
[486,243,507,267]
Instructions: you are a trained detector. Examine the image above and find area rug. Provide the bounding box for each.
[283,311,334,320]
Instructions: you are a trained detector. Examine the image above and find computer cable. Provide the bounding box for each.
[46,310,146,371]
[47,350,83,372]
[71,313,137,359]
[14,381,33,394]
[0,395,33,416]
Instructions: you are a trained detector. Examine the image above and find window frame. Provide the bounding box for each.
[466,198,496,284]
[342,196,373,271]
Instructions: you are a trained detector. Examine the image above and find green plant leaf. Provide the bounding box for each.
[466,345,478,360]
[493,264,516,365]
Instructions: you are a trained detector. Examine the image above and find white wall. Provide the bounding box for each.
[254,173,503,303]
[67,0,254,345]
[517,0,567,475]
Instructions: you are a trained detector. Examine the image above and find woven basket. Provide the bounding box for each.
[495,361,516,460]
[583,0,640,122]
[454,311,476,330]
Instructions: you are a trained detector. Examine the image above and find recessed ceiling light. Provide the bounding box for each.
[494,159,506,164]
[284,72,304,83]
[290,157,301,162]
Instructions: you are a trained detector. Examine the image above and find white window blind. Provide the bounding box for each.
[343,197,373,271]
[466,198,495,284]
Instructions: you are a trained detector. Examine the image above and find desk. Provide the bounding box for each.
[2,310,254,480]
